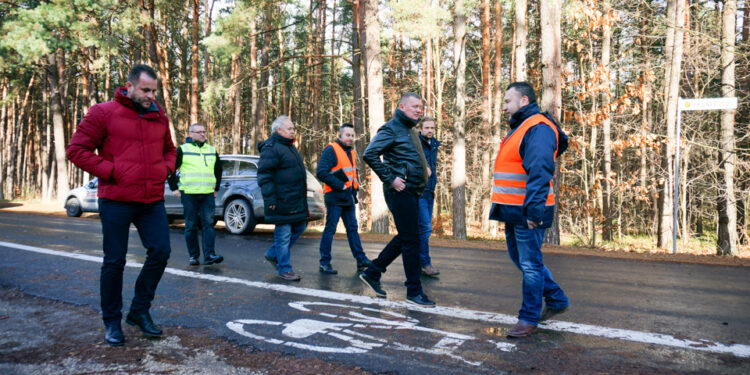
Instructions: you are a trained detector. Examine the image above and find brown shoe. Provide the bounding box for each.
[278,271,301,281]
[506,320,537,338]
[421,265,440,277]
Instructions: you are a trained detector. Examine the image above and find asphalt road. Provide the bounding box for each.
[1,211,749,374]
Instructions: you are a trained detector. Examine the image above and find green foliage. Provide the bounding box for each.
[203,2,257,62]
[389,0,451,40]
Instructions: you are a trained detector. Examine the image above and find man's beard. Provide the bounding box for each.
[133,96,152,110]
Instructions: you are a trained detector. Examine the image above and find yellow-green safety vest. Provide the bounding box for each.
[179,142,217,194]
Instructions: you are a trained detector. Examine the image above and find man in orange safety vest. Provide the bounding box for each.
[315,123,372,275]
[490,82,570,338]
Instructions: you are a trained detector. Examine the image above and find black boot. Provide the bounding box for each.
[105,322,125,346]
[126,311,163,337]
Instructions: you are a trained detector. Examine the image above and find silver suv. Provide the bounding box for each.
[63,154,325,235]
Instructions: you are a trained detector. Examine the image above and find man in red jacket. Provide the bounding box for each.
[67,64,177,347]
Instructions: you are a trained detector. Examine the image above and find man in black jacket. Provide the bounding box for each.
[316,123,371,274]
[257,115,308,281]
[359,92,435,307]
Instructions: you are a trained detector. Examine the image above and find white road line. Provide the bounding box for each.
[2,240,749,358]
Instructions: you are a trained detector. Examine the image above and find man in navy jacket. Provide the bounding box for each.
[418,117,440,277]
[315,124,371,274]
[490,82,570,337]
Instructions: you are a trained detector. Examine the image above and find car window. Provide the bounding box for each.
[222,160,236,177]
[237,161,258,176]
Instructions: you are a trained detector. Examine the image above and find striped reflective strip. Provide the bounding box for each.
[492,186,526,195]
[182,152,202,156]
[180,181,215,187]
[493,172,527,181]
[181,173,215,178]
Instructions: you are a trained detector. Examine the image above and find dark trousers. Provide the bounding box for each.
[364,190,423,297]
[98,198,171,325]
[181,193,216,259]
[319,203,367,266]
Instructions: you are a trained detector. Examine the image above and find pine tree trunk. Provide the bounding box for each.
[480,0,493,233]
[256,6,272,142]
[204,0,214,81]
[46,52,69,201]
[513,0,527,81]
[360,0,388,233]
[452,0,468,240]
[601,0,614,241]
[540,0,562,244]
[230,40,242,154]
[0,80,7,200]
[717,0,738,255]
[249,15,259,148]
[352,0,368,229]
[190,0,200,126]
[147,0,177,143]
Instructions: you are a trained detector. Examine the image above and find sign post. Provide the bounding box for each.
[673,97,738,255]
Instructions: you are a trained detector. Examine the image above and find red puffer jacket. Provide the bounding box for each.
[66,87,177,203]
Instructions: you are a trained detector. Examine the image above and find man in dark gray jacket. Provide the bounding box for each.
[359,92,435,307]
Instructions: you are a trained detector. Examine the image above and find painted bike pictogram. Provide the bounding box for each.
[226,301,515,366]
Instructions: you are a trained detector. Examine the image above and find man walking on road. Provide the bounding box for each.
[417,117,440,277]
[66,64,176,346]
[491,82,570,337]
[168,123,224,267]
[257,115,309,281]
[359,92,435,307]
[316,123,372,275]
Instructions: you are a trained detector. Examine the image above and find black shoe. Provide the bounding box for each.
[125,311,163,338]
[356,259,372,272]
[319,264,338,274]
[189,257,199,266]
[204,254,224,265]
[105,323,125,346]
[540,306,568,322]
[359,273,386,298]
[264,255,278,268]
[406,293,436,307]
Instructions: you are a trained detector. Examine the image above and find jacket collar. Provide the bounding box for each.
[394,109,420,128]
[115,87,160,116]
[509,102,541,130]
[272,131,295,145]
[185,137,206,147]
[419,133,440,148]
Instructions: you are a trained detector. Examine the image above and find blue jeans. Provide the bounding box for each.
[181,193,216,260]
[319,204,368,266]
[266,220,307,274]
[364,190,422,297]
[417,196,434,267]
[505,223,569,325]
[98,199,171,324]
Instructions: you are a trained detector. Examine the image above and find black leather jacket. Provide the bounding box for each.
[364,109,428,195]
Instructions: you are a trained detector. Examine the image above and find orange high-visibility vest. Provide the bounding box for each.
[491,114,559,206]
[323,142,359,194]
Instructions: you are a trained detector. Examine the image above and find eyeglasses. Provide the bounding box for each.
[191,130,206,134]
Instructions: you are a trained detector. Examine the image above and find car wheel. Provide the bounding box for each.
[66,198,83,217]
[223,198,256,235]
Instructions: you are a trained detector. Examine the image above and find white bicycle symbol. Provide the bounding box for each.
[226,301,515,366]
